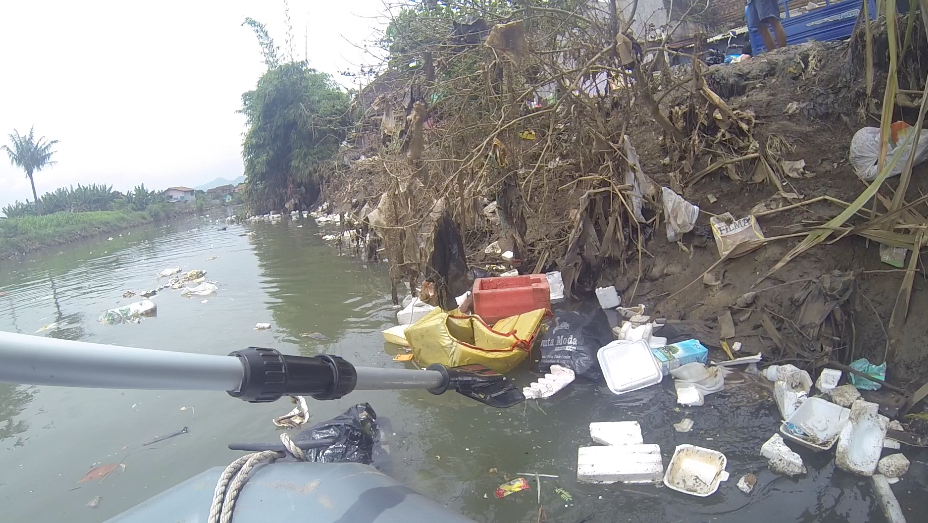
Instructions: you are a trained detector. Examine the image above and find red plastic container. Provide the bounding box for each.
[472,275,551,324]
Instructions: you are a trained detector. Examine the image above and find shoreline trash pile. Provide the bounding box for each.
[378,265,922,519]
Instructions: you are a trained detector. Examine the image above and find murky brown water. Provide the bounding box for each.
[1,214,924,522]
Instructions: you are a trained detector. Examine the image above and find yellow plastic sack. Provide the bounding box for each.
[405,308,546,373]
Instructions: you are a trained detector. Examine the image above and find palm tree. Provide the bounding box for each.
[1,127,59,212]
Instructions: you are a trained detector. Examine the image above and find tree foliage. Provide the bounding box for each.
[1,183,163,218]
[241,19,350,213]
[2,126,58,207]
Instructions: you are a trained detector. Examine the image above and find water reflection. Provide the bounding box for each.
[0,384,35,446]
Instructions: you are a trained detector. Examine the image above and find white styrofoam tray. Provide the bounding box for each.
[598,340,663,395]
[780,397,850,451]
[663,444,729,497]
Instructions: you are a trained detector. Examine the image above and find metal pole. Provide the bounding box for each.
[354,367,444,390]
[0,331,244,391]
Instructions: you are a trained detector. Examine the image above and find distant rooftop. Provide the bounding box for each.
[166,186,195,192]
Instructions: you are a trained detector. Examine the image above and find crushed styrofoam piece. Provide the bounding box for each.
[836,400,889,476]
[523,365,575,399]
[500,269,519,277]
[546,271,565,301]
[761,434,807,476]
[884,438,901,450]
[732,341,743,352]
[590,421,643,446]
[711,354,763,367]
[878,454,910,478]
[254,323,271,330]
[676,384,704,406]
[737,473,756,494]
[595,286,621,309]
[774,380,807,420]
[501,250,514,261]
[577,445,663,484]
[872,475,908,523]
[830,384,862,408]
[816,369,842,393]
[673,418,694,432]
[889,420,904,431]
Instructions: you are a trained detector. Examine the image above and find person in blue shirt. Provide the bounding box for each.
[746,0,787,51]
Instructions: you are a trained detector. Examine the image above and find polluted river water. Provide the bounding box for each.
[0,214,925,522]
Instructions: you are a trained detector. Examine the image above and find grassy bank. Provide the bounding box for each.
[0,204,191,258]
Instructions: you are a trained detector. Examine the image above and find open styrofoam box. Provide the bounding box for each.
[597,340,663,395]
[780,397,850,451]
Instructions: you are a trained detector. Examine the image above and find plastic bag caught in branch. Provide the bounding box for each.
[622,136,660,223]
[485,20,526,67]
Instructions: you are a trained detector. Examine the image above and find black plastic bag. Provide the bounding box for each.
[295,403,378,464]
[428,212,471,310]
[539,305,612,380]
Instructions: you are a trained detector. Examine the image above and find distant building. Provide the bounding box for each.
[207,184,235,200]
[235,184,247,194]
[165,187,195,203]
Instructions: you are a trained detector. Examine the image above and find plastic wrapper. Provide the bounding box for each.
[710,213,765,258]
[495,478,530,498]
[295,403,378,464]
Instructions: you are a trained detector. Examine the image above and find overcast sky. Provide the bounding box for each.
[0,0,391,209]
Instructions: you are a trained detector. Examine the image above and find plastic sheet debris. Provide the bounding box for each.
[661,187,700,242]
[523,365,575,399]
[180,282,218,297]
[878,454,910,478]
[294,403,377,464]
[590,421,644,446]
[671,363,730,402]
[652,339,708,376]
[273,396,310,428]
[545,271,565,302]
[710,213,765,258]
[577,445,663,484]
[872,474,908,523]
[595,286,621,309]
[663,445,729,497]
[761,434,807,476]
[850,123,928,182]
[397,299,435,324]
[495,478,530,498]
[674,419,694,433]
[484,241,502,255]
[159,267,181,278]
[816,368,842,393]
[599,340,663,395]
[780,397,850,451]
[254,323,271,330]
[737,473,756,494]
[848,358,886,390]
[382,324,410,347]
[99,300,157,325]
[122,290,136,298]
[836,400,889,476]
[829,384,862,408]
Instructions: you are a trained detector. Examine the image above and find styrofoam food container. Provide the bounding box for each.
[598,340,663,395]
[663,444,729,497]
[780,397,850,451]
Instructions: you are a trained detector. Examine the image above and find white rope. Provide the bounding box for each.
[281,433,308,461]
[208,434,309,523]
